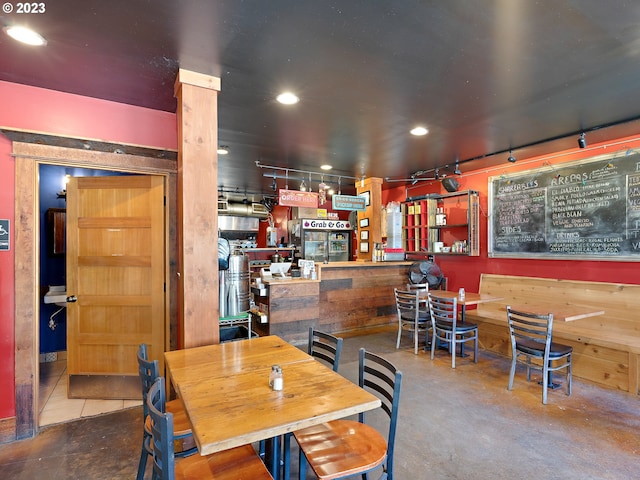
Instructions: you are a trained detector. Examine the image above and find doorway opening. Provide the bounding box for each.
[12,141,178,437]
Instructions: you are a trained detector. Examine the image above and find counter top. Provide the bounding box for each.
[259,277,320,285]
[319,261,413,268]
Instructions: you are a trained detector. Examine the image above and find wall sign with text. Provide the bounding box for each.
[488,149,640,260]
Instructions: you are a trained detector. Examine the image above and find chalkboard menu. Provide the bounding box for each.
[488,149,640,260]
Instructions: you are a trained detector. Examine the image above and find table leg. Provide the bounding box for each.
[459,305,470,358]
[264,436,281,480]
[539,370,562,389]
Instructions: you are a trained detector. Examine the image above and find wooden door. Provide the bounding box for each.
[66,175,166,399]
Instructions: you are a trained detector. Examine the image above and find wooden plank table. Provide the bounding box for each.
[165,336,381,479]
[507,304,605,322]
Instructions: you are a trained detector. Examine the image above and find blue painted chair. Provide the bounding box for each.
[136,344,197,480]
[282,328,343,479]
[293,348,402,480]
[146,376,273,480]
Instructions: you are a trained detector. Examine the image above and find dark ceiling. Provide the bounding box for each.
[3,1,640,200]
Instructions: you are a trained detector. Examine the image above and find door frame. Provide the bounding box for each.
[13,141,178,439]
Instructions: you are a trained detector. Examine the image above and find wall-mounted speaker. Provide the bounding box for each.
[442,178,460,192]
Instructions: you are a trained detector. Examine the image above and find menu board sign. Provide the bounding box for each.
[488,150,640,260]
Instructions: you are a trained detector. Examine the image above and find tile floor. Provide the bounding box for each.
[39,354,141,427]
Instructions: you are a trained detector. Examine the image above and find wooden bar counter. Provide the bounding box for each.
[252,261,412,343]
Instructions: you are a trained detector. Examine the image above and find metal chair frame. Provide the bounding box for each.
[282,328,343,479]
[506,306,573,404]
[395,288,431,354]
[295,348,402,480]
[428,293,478,368]
[137,344,196,480]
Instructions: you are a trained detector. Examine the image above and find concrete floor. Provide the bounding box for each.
[1,327,639,479]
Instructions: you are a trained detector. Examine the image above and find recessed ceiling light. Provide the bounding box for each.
[410,126,428,136]
[4,26,47,46]
[217,146,229,155]
[276,92,299,105]
[320,164,332,170]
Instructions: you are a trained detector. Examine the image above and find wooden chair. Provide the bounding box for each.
[428,293,478,368]
[147,377,273,480]
[137,344,196,480]
[292,348,402,480]
[395,288,430,354]
[282,328,343,479]
[506,306,573,404]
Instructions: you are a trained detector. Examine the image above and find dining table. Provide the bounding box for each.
[507,304,605,322]
[164,335,381,479]
[420,290,504,356]
[422,290,505,321]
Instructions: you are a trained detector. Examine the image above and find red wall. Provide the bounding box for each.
[383,137,640,293]
[0,81,177,419]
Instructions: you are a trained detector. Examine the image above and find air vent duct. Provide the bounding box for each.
[218,201,268,218]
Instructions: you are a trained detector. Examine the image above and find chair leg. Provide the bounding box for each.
[136,435,148,480]
[473,336,478,363]
[542,362,549,405]
[283,432,291,480]
[298,449,308,480]
[414,323,419,355]
[396,324,402,349]
[508,355,517,391]
[566,356,573,397]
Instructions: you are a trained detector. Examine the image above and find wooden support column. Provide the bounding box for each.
[356,177,383,261]
[174,69,221,348]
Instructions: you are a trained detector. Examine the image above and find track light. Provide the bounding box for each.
[434,168,440,180]
[578,133,587,149]
[454,160,462,175]
[271,175,278,191]
[299,178,307,191]
[508,150,516,163]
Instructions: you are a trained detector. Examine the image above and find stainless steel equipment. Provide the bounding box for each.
[219,249,250,317]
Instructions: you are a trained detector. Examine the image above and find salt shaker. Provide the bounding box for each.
[272,366,283,391]
[458,288,465,301]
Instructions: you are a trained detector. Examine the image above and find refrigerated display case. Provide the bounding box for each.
[289,219,352,263]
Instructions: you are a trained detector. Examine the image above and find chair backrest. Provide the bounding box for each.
[147,376,176,480]
[428,293,458,329]
[395,288,428,323]
[138,343,160,421]
[506,306,554,357]
[406,283,429,291]
[308,327,343,372]
[358,348,402,477]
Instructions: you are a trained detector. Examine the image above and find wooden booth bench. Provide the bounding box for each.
[464,274,640,395]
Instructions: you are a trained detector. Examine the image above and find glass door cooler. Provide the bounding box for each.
[289,219,352,263]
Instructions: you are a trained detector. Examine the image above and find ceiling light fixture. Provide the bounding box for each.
[276,92,299,105]
[217,146,229,155]
[320,164,332,170]
[255,160,358,192]
[508,150,517,163]
[4,25,47,46]
[410,126,428,136]
[578,132,587,149]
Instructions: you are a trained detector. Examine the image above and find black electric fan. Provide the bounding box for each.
[408,260,445,289]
